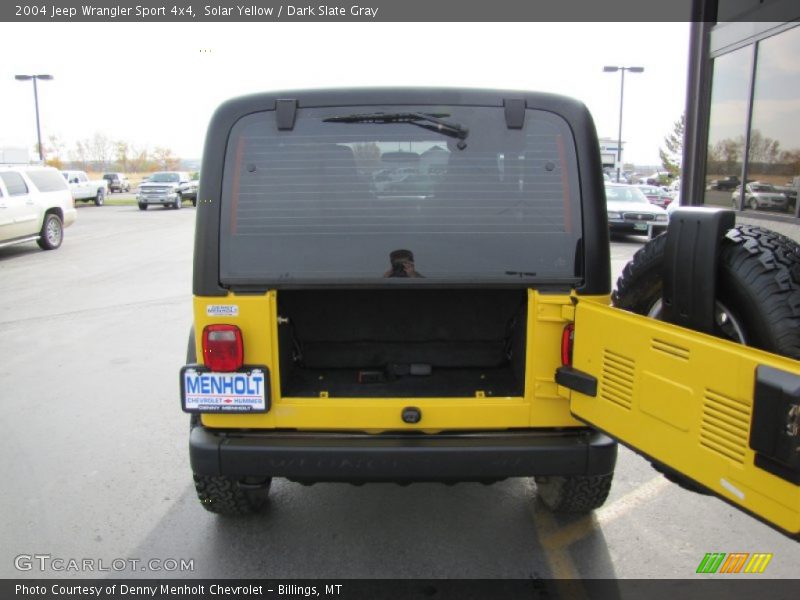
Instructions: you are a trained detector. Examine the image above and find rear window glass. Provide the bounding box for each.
[150,172,181,183]
[27,169,69,193]
[0,172,29,196]
[220,105,582,284]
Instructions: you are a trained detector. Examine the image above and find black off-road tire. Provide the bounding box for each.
[535,473,614,513]
[95,189,105,206]
[193,474,271,515]
[613,225,800,358]
[138,203,148,211]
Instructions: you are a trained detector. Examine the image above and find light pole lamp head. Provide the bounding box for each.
[603,66,619,72]
[15,74,53,81]
[628,67,645,73]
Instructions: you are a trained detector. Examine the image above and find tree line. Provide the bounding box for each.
[707,130,800,177]
[41,132,182,173]
[659,114,799,179]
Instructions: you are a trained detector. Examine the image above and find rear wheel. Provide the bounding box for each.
[95,189,105,206]
[193,474,271,515]
[535,473,614,513]
[37,213,63,250]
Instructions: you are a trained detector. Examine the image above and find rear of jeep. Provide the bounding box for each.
[182,89,617,514]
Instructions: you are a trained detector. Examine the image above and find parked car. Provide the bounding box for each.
[177,88,800,544]
[0,165,76,250]
[179,179,199,206]
[707,175,740,191]
[102,172,131,193]
[635,184,674,209]
[731,182,788,212]
[61,170,108,206]
[136,171,191,210]
[605,183,669,237]
[773,184,797,212]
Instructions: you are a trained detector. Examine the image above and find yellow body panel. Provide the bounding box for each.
[569,300,800,536]
[195,290,606,431]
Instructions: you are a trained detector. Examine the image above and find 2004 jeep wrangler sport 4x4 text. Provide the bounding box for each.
[181,89,800,539]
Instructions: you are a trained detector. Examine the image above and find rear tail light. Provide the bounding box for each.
[561,323,575,366]
[202,324,243,372]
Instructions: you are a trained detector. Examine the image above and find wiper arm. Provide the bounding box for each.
[323,112,469,149]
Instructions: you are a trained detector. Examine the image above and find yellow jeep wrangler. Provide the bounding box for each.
[181,89,799,538]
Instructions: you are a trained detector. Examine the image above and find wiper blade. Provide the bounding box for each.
[323,112,469,149]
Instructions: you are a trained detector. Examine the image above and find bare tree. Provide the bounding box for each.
[128,144,151,173]
[71,140,89,171]
[90,133,114,171]
[115,141,130,172]
[152,146,180,171]
[747,130,781,165]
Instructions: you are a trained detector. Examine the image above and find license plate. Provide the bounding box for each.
[181,366,269,413]
[634,223,648,231]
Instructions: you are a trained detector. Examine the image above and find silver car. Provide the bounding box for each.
[731,182,788,211]
[605,183,669,238]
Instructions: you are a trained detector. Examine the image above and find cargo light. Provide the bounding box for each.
[561,323,575,366]
[202,324,243,372]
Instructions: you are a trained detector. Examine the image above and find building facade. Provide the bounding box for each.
[683,1,800,222]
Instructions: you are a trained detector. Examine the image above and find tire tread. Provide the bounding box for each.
[193,474,270,515]
[535,474,613,513]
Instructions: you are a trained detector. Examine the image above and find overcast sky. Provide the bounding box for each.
[0,22,690,166]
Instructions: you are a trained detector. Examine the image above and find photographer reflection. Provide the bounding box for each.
[384,249,424,278]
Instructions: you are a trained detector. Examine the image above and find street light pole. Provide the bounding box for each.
[15,74,54,163]
[603,65,644,183]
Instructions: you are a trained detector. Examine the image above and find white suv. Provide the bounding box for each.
[0,165,77,250]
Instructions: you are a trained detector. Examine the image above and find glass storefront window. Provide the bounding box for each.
[704,46,753,208]
[746,26,800,216]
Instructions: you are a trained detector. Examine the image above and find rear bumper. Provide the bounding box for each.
[63,208,77,228]
[190,427,618,482]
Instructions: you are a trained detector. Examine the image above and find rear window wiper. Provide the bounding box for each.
[323,112,469,149]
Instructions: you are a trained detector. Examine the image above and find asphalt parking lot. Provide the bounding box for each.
[0,205,797,582]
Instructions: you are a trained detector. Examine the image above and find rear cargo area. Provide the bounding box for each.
[277,289,527,398]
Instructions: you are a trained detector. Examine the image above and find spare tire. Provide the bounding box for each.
[613,225,800,359]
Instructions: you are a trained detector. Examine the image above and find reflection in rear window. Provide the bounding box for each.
[220,105,582,284]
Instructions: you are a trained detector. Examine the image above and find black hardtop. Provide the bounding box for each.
[194,87,610,296]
